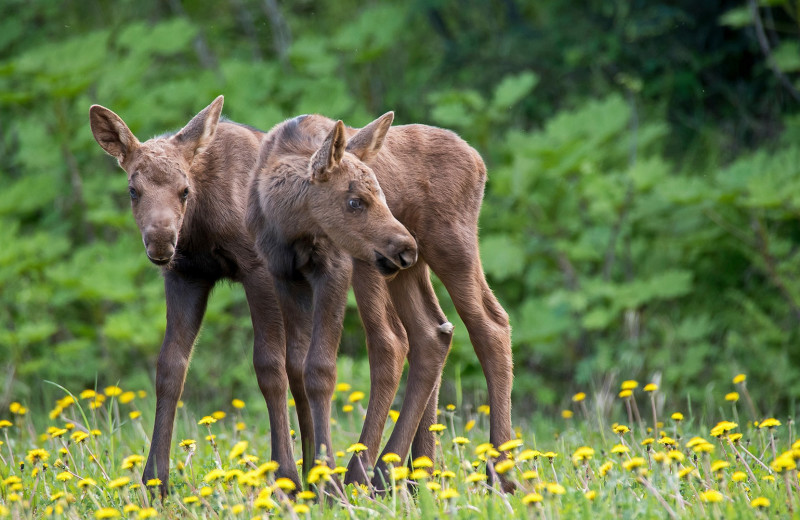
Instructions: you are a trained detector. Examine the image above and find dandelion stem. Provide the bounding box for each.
[637,476,678,519]
[649,394,658,440]
[3,430,14,469]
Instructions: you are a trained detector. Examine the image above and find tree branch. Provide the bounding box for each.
[749,0,800,103]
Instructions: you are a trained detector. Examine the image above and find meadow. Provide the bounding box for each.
[1,373,798,519]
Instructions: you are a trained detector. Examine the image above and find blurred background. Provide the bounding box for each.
[2,0,800,417]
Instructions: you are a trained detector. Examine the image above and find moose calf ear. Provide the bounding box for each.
[173,95,224,163]
[89,105,140,165]
[311,120,346,182]
[346,111,394,162]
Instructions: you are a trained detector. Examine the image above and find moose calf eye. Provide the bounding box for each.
[181,187,190,201]
[129,187,138,200]
[348,198,363,211]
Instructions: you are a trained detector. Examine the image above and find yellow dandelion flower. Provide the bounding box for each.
[95,508,120,519]
[622,457,646,471]
[203,470,225,483]
[429,423,446,433]
[522,470,539,480]
[50,428,68,438]
[274,478,296,491]
[711,460,730,472]
[230,504,245,515]
[751,497,770,508]
[129,411,141,420]
[346,442,368,453]
[228,440,248,460]
[585,490,597,500]
[79,390,96,400]
[342,404,354,413]
[611,444,629,455]
[410,468,430,480]
[307,465,332,484]
[671,412,684,421]
[297,490,316,500]
[759,418,781,429]
[452,436,470,446]
[668,451,685,463]
[391,466,409,481]
[78,478,97,488]
[523,492,543,504]
[465,419,476,431]
[104,386,123,397]
[108,477,131,489]
[693,442,715,454]
[465,472,487,483]
[137,508,157,519]
[382,452,402,464]
[572,446,595,462]
[644,383,658,392]
[678,467,698,480]
[231,399,245,409]
[618,389,633,398]
[183,496,199,505]
[293,504,310,514]
[724,392,739,402]
[641,438,654,446]
[26,449,50,464]
[561,409,574,419]
[348,391,365,403]
[56,471,73,482]
[198,416,217,425]
[572,392,586,402]
[546,483,566,495]
[658,436,676,446]
[446,403,456,411]
[762,475,775,482]
[733,374,746,384]
[613,424,630,435]
[118,391,135,404]
[732,471,747,482]
[495,460,515,474]
[543,451,558,460]
[0,420,12,428]
[599,461,614,477]
[212,411,226,420]
[123,504,140,514]
[335,382,351,393]
[498,439,523,452]
[412,456,433,468]
[728,433,743,443]
[477,405,491,415]
[439,488,459,500]
[146,478,162,487]
[710,421,738,437]
[771,455,796,472]
[518,449,540,461]
[700,489,724,503]
[388,409,400,423]
[621,380,638,390]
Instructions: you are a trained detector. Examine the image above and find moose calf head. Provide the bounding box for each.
[89,97,224,266]
[307,113,417,276]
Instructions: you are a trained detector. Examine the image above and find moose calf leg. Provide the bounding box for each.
[143,274,211,496]
[372,263,452,491]
[306,265,351,467]
[245,275,302,489]
[345,260,409,485]
[272,278,315,481]
[433,257,514,492]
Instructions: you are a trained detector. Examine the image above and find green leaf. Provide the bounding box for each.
[491,71,538,111]
[719,7,751,28]
[480,234,526,281]
[772,42,800,73]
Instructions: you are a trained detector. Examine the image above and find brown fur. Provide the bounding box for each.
[88,97,301,495]
[247,113,514,492]
[245,114,418,477]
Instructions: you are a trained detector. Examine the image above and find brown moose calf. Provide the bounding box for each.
[247,112,514,492]
[89,96,301,495]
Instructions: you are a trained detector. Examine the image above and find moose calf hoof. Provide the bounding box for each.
[438,321,454,335]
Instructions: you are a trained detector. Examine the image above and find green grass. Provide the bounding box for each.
[0,374,798,519]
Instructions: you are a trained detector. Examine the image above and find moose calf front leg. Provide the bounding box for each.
[306,265,351,467]
[143,273,211,497]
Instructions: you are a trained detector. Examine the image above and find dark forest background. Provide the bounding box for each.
[2,0,800,416]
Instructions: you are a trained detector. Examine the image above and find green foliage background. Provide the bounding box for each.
[2,0,800,415]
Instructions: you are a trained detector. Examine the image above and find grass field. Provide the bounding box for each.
[0,374,798,519]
